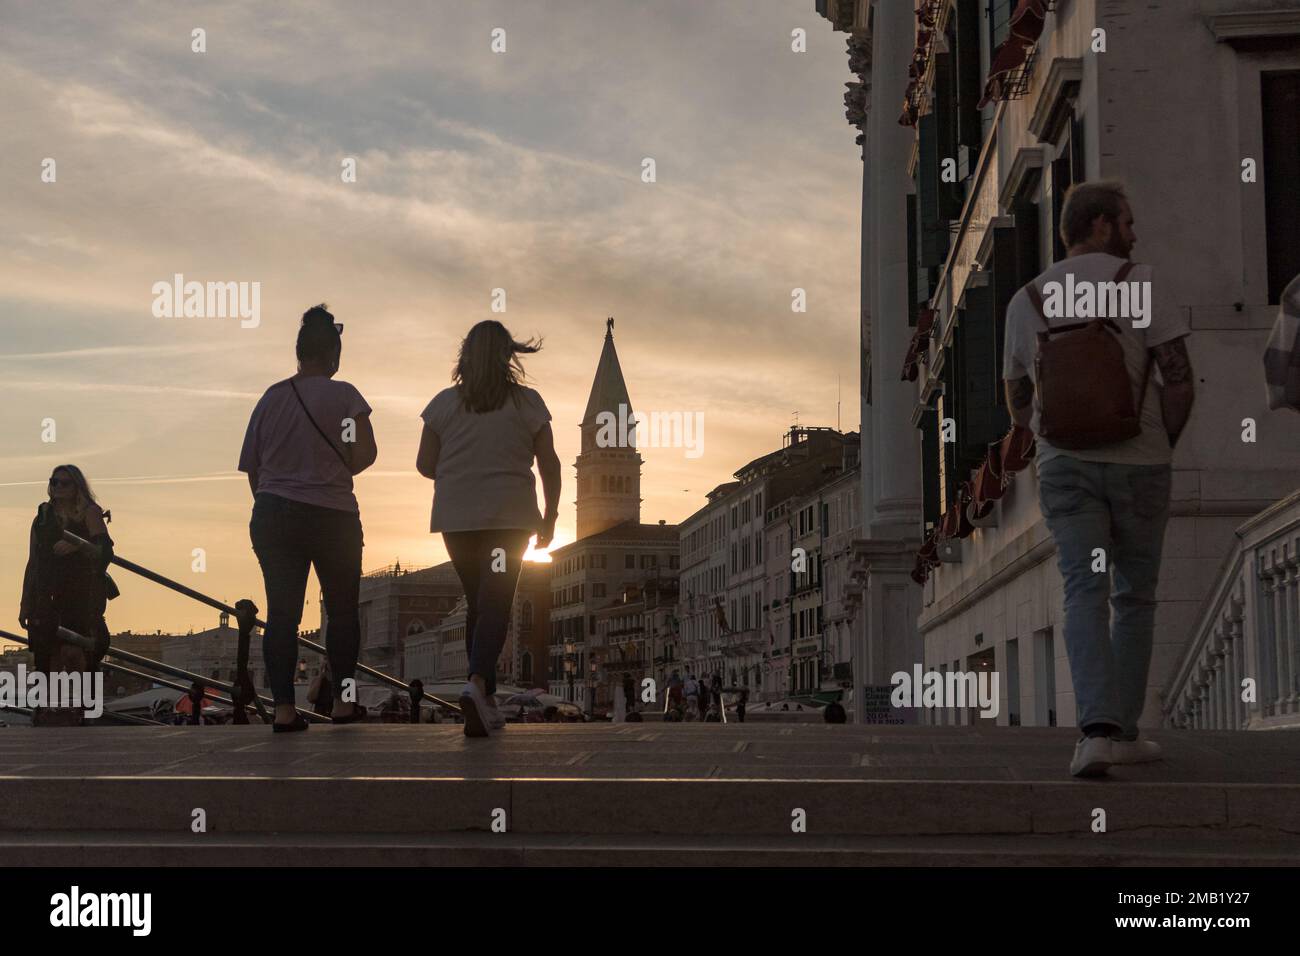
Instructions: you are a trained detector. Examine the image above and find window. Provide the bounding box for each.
[1048,112,1085,262]
[625,554,635,570]
[953,283,1010,471]
[1262,71,1300,303]
[593,583,606,598]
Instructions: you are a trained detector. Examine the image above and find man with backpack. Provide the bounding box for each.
[1002,181,1195,778]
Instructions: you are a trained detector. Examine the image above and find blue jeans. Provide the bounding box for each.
[1037,456,1171,738]
[250,493,364,705]
[443,529,531,696]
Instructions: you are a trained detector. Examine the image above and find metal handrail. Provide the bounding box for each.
[63,530,461,713]
[0,705,164,727]
[0,628,237,710]
[0,626,332,722]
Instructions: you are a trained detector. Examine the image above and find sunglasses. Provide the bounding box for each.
[48,477,74,488]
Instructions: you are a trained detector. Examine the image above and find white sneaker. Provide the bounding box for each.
[459,683,494,738]
[1070,736,1114,777]
[1111,737,1162,764]
[482,695,506,730]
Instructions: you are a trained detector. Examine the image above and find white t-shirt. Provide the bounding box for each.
[238,376,371,513]
[1002,253,1190,466]
[421,385,551,533]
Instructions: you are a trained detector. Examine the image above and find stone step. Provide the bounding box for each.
[2,776,1296,839]
[2,830,1298,867]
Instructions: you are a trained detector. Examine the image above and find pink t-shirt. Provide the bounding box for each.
[238,376,371,513]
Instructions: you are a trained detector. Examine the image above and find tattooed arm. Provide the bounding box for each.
[1003,376,1035,429]
[1151,336,1195,447]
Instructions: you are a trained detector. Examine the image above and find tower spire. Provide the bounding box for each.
[575,317,642,539]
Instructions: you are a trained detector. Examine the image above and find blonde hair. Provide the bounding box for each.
[49,464,99,525]
[1060,180,1128,248]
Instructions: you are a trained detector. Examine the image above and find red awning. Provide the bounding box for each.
[901,308,937,382]
[978,0,1050,108]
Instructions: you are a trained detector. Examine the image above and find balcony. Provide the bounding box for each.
[1164,489,1300,730]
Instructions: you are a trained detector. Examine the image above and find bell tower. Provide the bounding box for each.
[575,318,642,539]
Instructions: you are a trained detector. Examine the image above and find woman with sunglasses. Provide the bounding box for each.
[18,464,114,725]
[238,304,377,732]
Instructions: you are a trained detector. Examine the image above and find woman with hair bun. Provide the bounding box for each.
[238,304,377,733]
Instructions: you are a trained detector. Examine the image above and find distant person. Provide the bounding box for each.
[416,320,562,737]
[1002,182,1193,777]
[18,465,114,726]
[737,687,748,723]
[1264,272,1300,412]
[239,305,377,733]
[622,672,636,714]
[408,678,424,724]
[307,665,335,718]
[667,671,683,704]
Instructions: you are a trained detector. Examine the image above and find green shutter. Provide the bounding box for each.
[956,284,1010,469]
[920,409,941,531]
[918,113,951,268]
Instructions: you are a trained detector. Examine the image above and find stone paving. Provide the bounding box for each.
[1,722,1298,783]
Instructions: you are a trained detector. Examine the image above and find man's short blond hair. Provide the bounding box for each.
[1060,180,1128,248]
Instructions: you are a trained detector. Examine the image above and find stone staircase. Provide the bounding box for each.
[1,724,1297,865]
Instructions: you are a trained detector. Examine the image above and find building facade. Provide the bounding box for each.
[818,0,1300,728]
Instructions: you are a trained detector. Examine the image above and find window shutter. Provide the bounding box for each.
[920,409,942,532]
[955,284,1010,470]
[918,113,951,267]
[1262,71,1300,304]
[956,0,984,153]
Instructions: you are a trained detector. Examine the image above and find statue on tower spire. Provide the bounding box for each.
[606,315,614,334]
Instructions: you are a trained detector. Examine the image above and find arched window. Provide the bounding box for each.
[522,601,533,627]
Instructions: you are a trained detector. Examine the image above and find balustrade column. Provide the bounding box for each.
[1285,560,1299,713]
[1259,571,1278,717]
[1271,566,1291,714]
[1225,618,1240,729]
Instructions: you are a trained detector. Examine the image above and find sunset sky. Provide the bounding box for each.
[0,0,862,636]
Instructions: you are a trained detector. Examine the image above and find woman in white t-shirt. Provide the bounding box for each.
[416,320,562,737]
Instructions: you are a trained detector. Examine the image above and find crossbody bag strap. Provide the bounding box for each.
[1024,282,1049,331]
[288,378,351,469]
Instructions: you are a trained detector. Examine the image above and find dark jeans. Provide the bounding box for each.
[250,493,363,706]
[443,529,531,696]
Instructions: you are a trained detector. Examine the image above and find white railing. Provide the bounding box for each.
[1164,489,1300,730]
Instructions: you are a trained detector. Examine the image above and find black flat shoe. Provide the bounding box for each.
[330,704,366,724]
[272,714,309,733]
